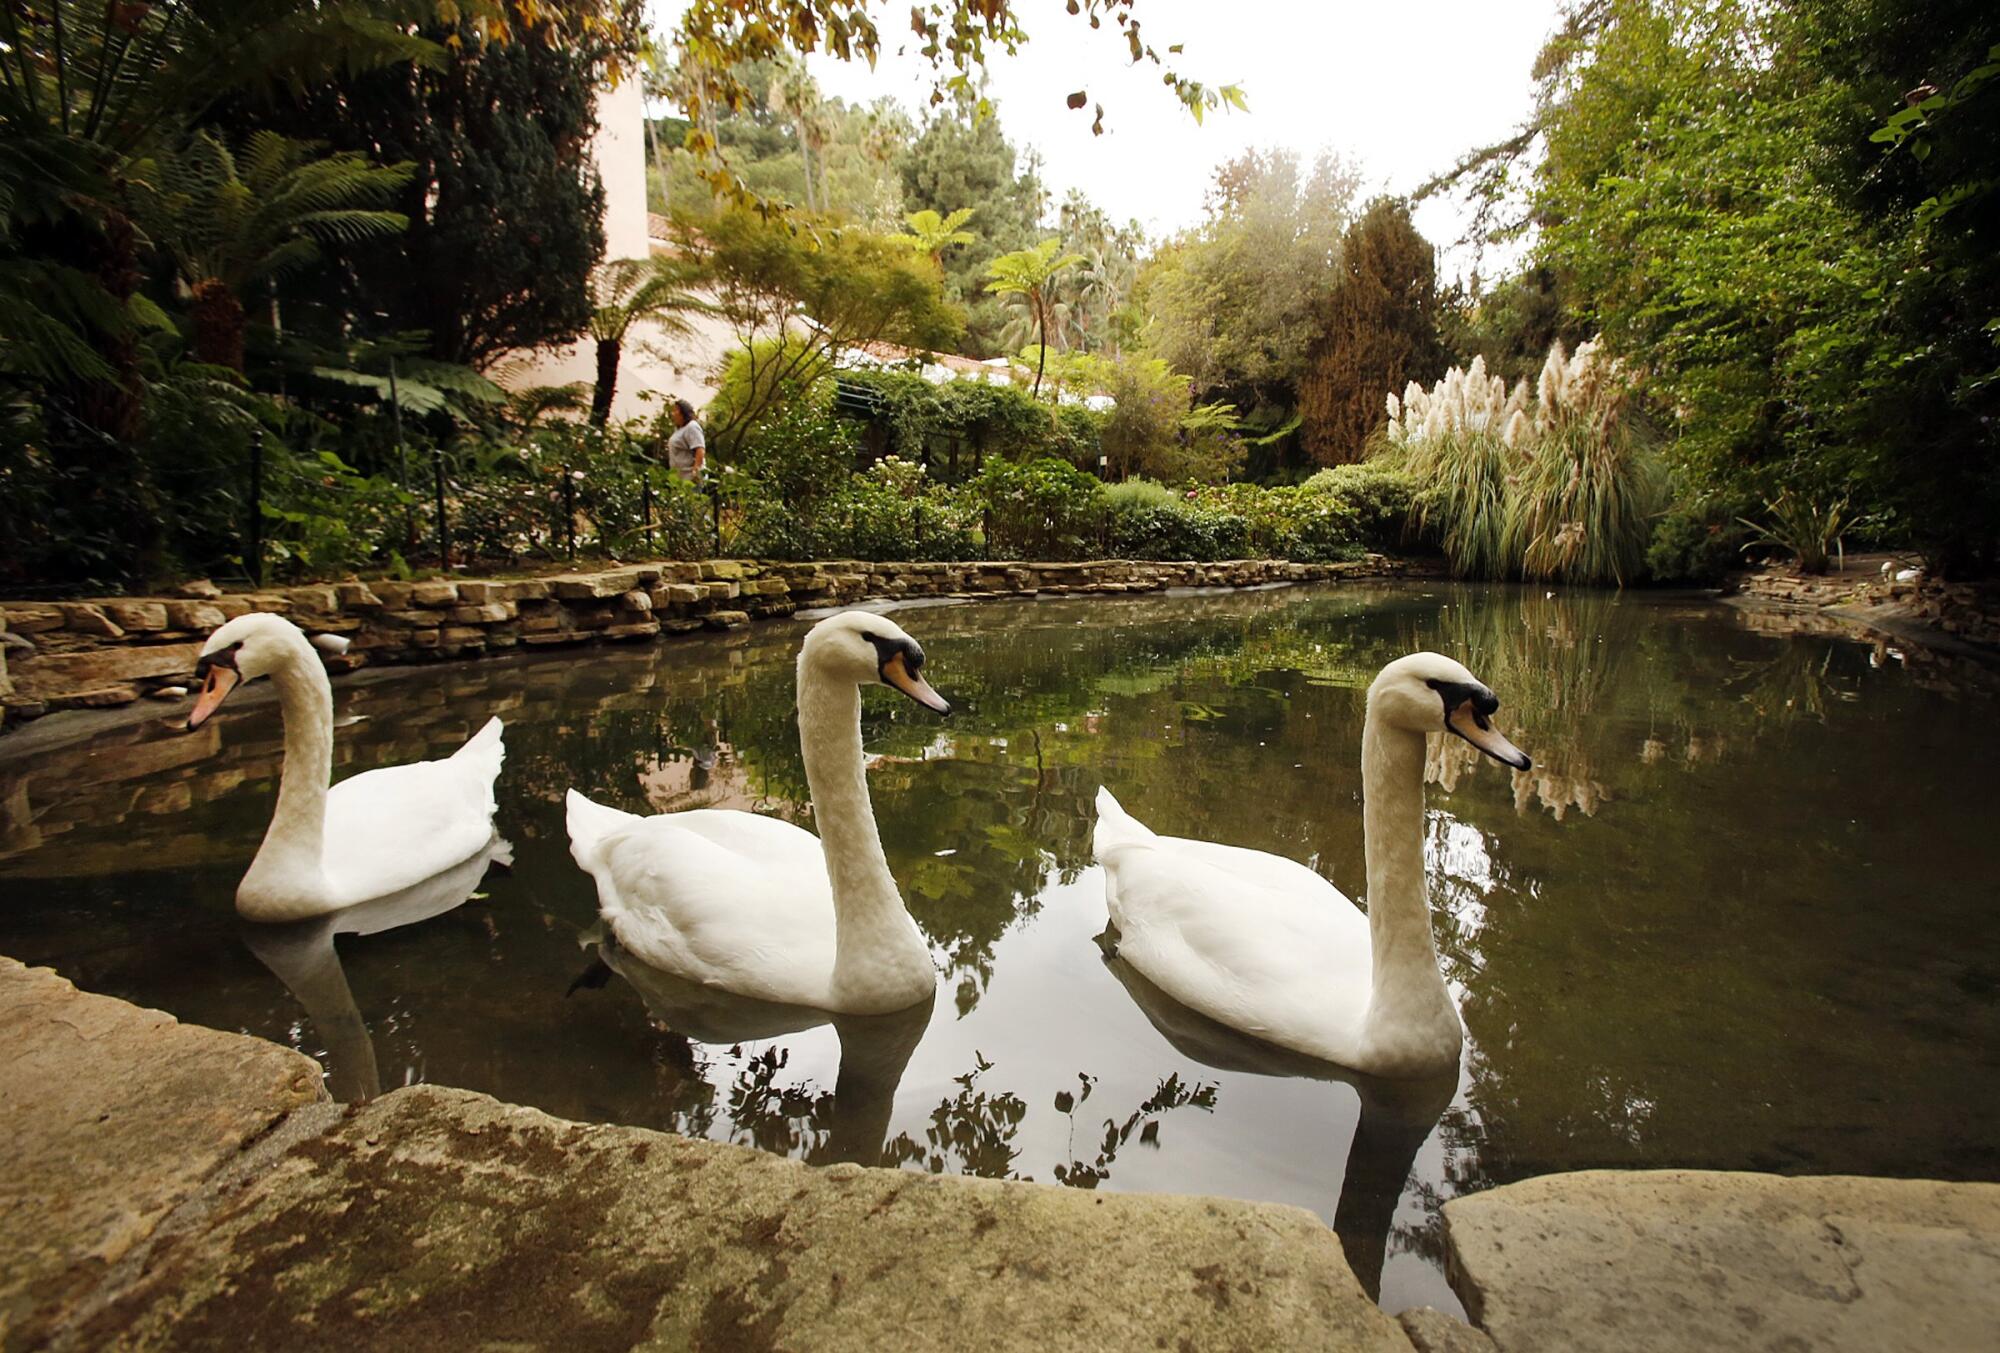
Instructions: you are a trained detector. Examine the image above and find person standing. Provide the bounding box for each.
[664,398,706,481]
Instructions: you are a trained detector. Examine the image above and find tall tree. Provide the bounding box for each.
[586,256,703,425]
[1299,199,1447,466]
[893,208,978,266]
[986,239,1084,399]
[1135,149,1360,472]
[247,21,625,368]
[132,130,412,372]
[678,209,961,451]
[901,106,1040,354]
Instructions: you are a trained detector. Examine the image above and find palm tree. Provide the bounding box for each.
[893,208,977,267]
[586,256,704,425]
[985,239,1084,400]
[133,129,411,371]
[766,61,832,212]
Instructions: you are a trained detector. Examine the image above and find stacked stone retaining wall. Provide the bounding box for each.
[0,555,1417,726]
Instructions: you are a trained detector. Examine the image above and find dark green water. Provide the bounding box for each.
[4,583,1997,1315]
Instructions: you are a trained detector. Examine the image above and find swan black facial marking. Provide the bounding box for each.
[1425,677,1499,730]
[194,644,242,679]
[865,632,924,681]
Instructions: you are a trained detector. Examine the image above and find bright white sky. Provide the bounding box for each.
[645,0,1560,280]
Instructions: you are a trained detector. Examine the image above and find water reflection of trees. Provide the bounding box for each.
[11,582,1999,1267]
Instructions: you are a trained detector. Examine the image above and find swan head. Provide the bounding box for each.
[800,611,950,714]
[186,612,310,731]
[1369,652,1532,771]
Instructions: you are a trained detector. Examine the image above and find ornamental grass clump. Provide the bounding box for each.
[1505,340,1664,587]
[1377,342,1661,586]
[1380,355,1526,579]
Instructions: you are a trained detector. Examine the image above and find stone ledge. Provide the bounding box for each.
[0,957,327,1349]
[72,1084,1414,1352]
[1443,1169,2000,1353]
[1,955,1411,1352]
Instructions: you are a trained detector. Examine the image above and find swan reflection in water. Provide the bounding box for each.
[576,931,934,1166]
[1100,944,1455,1302]
[239,834,514,1102]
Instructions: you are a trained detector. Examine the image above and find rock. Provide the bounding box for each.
[493,579,550,602]
[701,580,740,601]
[175,579,223,599]
[1398,1307,1496,1352]
[286,585,339,614]
[49,684,140,709]
[149,685,190,699]
[9,641,203,698]
[409,582,458,607]
[603,620,660,640]
[439,626,485,646]
[449,602,515,624]
[618,588,653,612]
[164,601,227,632]
[74,1084,1404,1352]
[657,583,703,606]
[102,601,169,632]
[698,559,748,581]
[335,582,382,608]
[1,605,66,635]
[549,569,642,600]
[407,629,441,648]
[454,580,501,604]
[60,603,123,638]
[703,609,751,630]
[655,562,702,583]
[0,959,325,1349]
[1444,1170,2000,1353]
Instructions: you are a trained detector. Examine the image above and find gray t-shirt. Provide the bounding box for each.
[664,419,706,476]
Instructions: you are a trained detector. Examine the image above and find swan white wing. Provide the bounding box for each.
[584,810,841,1008]
[319,727,501,905]
[1101,835,1372,1064]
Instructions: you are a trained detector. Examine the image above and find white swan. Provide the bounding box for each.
[565,610,952,1015]
[186,613,505,922]
[1094,652,1532,1078]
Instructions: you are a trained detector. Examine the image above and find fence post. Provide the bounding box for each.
[641,473,654,555]
[432,443,450,571]
[563,467,577,562]
[388,353,414,553]
[246,428,264,587]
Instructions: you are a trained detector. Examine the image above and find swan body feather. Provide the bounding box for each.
[1095,652,1532,1079]
[566,611,945,1016]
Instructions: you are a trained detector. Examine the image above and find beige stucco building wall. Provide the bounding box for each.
[495,79,735,422]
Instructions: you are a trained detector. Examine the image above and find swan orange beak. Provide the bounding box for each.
[185,662,240,732]
[1447,699,1531,771]
[881,650,950,715]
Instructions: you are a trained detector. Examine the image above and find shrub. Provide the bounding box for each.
[1645,495,1749,585]
[968,456,1107,560]
[1300,463,1417,552]
[1186,483,1365,563]
[1106,497,1249,561]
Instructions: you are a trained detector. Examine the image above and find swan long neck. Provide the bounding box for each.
[251,642,335,886]
[1359,709,1456,1044]
[796,663,911,971]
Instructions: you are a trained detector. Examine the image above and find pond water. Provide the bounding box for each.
[4,583,1998,1315]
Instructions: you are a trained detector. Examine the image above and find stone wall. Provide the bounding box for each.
[0,555,1417,726]
[1731,563,2000,653]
